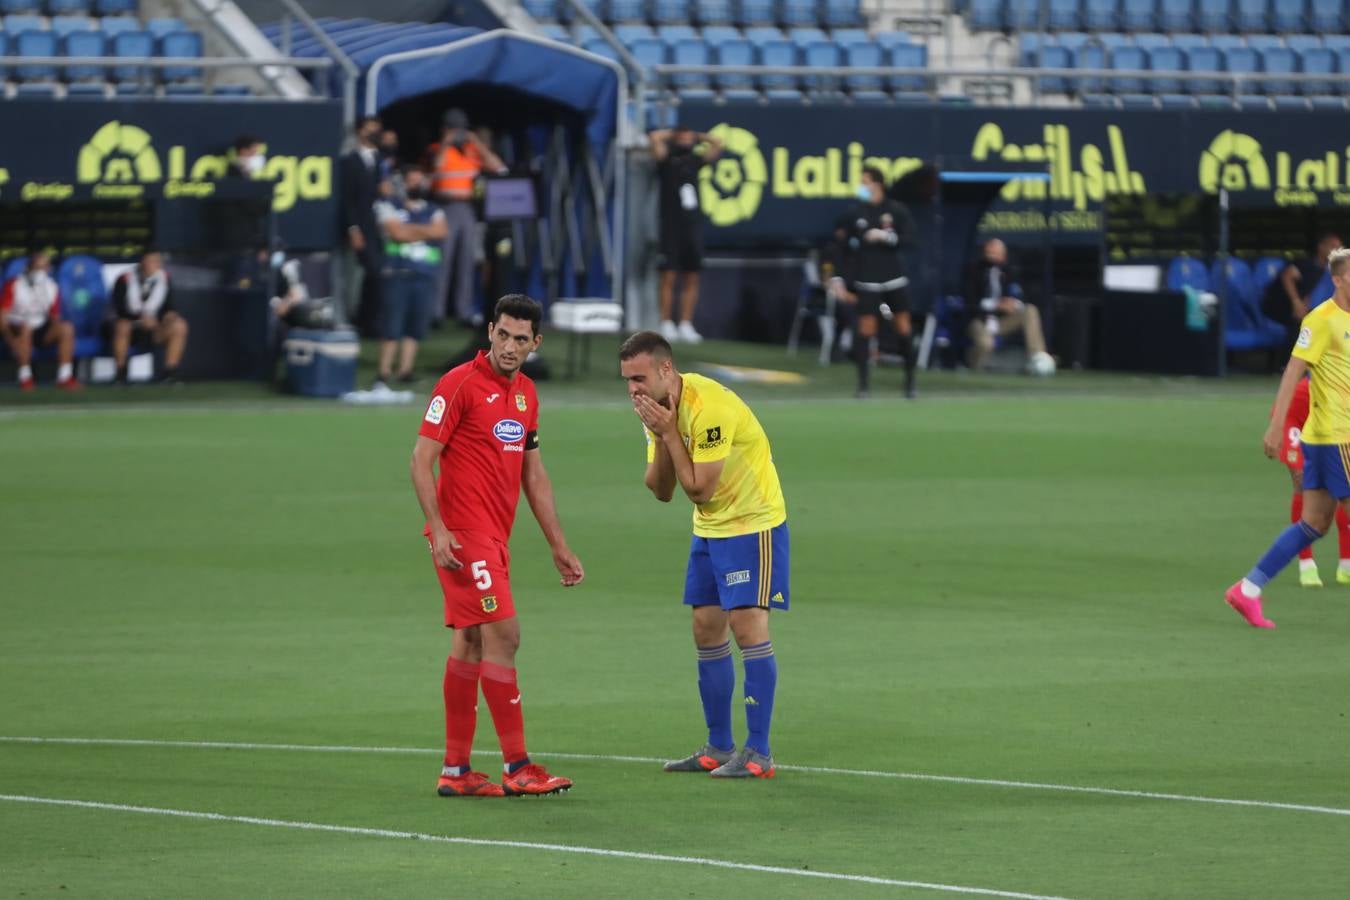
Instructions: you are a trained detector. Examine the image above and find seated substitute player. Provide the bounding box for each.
[411,294,585,796]
[620,330,788,779]
[1226,247,1350,628]
[110,250,189,385]
[0,251,79,391]
[1274,376,1350,588]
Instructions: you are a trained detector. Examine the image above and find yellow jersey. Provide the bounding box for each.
[646,373,787,538]
[1292,299,1350,444]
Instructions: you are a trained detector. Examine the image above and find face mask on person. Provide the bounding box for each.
[856,184,872,202]
[407,186,429,201]
[246,154,266,176]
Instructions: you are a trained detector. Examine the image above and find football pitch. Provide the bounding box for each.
[3,359,1349,898]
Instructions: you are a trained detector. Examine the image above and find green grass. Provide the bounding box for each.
[2,353,1348,898]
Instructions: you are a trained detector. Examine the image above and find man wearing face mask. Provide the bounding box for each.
[650,125,723,344]
[339,117,385,331]
[375,166,449,388]
[843,165,917,399]
[432,109,506,327]
[228,135,266,179]
[0,251,79,391]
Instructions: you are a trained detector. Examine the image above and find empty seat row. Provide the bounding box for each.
[969,0,1345,33]
[0,14,189,36]
[0,0,135,15]
[545,22,904,49]
[524,0,863,28]
[1022,31,1350,59]
[0,29,203,86]
[1035,43,1350,96]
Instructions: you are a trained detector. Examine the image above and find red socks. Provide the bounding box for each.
[1339,506,1350,560]
[1293,493,1314,561]
[480,661,528,766]
[443,657,480,770]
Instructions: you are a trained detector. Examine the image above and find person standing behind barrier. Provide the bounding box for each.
[650,125,723,345]
[964,238,1051,374]
[375,167,448,389]
[845,166,917,399]
[1262,233,1342,352]
[433,109,506,327]
[338,116,385,330]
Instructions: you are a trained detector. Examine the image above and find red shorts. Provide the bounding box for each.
[427,529,516,629]
[1282,424,1305,472]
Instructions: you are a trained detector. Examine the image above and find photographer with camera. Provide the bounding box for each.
[432,109,506,327]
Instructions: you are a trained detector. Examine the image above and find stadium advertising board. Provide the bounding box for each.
[0,100,341,251]
[676,103,1350,247]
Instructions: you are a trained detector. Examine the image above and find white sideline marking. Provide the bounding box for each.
[0,794,1069,900]
[4,735,1349,819]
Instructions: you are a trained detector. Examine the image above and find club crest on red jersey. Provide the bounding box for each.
[481,595,498,613]
[515,393,527,412]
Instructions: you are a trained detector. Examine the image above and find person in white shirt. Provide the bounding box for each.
[0,251,79,391]
[110,251,189,384]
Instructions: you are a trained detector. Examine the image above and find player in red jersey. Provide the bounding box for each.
[1276,376,1350,588]
[410,294,584,797]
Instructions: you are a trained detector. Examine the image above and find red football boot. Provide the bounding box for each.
[502,763,572,796]
[437,769,505,797]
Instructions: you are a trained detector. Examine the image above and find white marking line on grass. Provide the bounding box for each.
[5,736,1350,819]
[0,794,1068,900]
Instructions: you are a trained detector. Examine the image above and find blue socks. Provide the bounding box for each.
[740,641,777,756]
[1247,520,1325,588]
[696,642,735,752]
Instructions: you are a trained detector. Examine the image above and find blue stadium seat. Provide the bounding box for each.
[1120,93,1155,106]
[1134,33,1171,50]
[1300,47,1334,94]
[844,40,886,99]
[1244,34,1282,51]
[874,31,910,49]
[1222,46,1260,96]
[112,30,155,84]
[160,30,204,84]
[15,29,58,82]
[1037,45,1073,93]
[99,15,139,36]
[759,38,801,98]
[1273,0,1307,30]
[1049,0,1081,29]
[1159,93,1195,107]
[571,24,600,44]
[696,0,735,24]
[1286,35,1321,52]
[628,37,667,70]
[832,27,868,45]
[702,24,741,41]
[95,0,136,14]
[539,23,570,41]
[670,37,711,90]
[652,0,688,25]
[825,0,864,27]
[0,32,8,81]
[0,0,39,13]
[617,23,657,43]
[1327,35,1350,52]
[1110,46,1148,93]
[801,39,840,92]
[1251,256,1286,296]
[1234,0,1269,29]
[1007,0,1047,29]
[1121,0,1157,29]
[67,82,108,97]
[1081,93,1117,106]
[147,17,189,38]
[608,0,647,22]
[1147,46,1184,92]
[56,256,109,359]
[1310,95,1346,109]
[581,37,621,62]
[888,42,927,92]
[1171,33,1206,53]
[1098,33,1131,53]
[780,0,819,27]
[1056,31,1092,51]
[523,0,557,20]
[1196,0,1231,29]
[737,0,776,27]
[968,0,1002,30]
[787,26,826,47]
[49,0,94,11]
[1158,0,1194,29]
[1259,47,1297,94]
[744,25,783,43]
[63,29,106,82]
[1083,0,1119,29]
[50,15,93,38]
[1020,31,1044,66]
[3,13,44,32]
[1074,43,1106,93]
[1310,0,1342,31]
[1166,256,1210,292]
[1272,94,1309,110]
[714,37,757,95]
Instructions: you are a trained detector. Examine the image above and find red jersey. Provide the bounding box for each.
[418,351,539,542]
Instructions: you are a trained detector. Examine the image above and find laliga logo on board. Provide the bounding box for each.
[1197,129,1350,206]
[75,120,332,212]
[698,124,768,226]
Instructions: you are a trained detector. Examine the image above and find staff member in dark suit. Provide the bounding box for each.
[339,116,385,331]
[964,238,1050,373]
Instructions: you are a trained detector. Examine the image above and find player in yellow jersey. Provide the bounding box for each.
[619,331,788,779]
[1227,247,1350,628]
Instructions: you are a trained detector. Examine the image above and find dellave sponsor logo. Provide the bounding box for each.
[493,419,525,443]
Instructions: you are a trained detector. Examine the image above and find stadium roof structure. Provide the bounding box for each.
[264,19,626,149]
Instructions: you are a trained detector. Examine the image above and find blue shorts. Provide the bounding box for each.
[379,270,434,341]
[1301,443,1350,499]
[683,522,789,611]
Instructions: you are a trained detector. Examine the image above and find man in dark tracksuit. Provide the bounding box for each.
[843,165,917,399]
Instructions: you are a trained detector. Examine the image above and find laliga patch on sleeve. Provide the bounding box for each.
[1297,327,1313,349]
[425,395,447,425]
